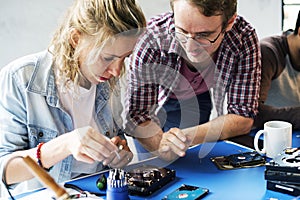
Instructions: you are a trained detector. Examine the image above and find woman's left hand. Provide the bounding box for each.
[102,136,133,168]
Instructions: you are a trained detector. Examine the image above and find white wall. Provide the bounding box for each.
[137,0,171,19]
[237,0,282,38]
[0,0,282,68]
[138,0,282,38]
[0,0,73,68]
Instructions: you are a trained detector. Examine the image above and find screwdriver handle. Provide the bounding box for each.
[23,156,69,199]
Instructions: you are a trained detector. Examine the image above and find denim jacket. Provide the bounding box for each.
[0,50,122,195]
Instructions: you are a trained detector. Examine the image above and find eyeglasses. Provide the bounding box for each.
[170,27,224,47]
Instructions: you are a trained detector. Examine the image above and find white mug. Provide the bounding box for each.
[254,121,292,158]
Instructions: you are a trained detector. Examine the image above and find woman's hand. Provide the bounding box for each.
[102,136,133,168]
[67,126,119,164]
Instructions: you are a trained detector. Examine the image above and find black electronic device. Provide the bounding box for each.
[266,147,300,169]
[125,166,176,196]
[265,169,300,184]
[264,147,300,195]
[267,181,300,197]
[265,147,300,183]
[211,151,265,170]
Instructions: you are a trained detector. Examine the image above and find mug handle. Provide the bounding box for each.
[254,130,266,155]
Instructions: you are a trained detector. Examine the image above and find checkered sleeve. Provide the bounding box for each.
[124,13,178,133]
[124,31,161,132]
[227,26,261,118]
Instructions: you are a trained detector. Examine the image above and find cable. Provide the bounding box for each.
[2,156,24,200]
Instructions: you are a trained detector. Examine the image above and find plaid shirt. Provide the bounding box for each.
[126,12,261,131]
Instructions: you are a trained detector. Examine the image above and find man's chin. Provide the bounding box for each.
[186,54,207,64]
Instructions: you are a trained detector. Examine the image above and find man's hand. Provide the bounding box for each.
[158,128,191,161]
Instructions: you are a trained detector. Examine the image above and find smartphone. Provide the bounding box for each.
[163,184,209,200]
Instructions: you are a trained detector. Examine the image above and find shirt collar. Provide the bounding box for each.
[27,50,54,96]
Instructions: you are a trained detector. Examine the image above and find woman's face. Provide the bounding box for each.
[79,35,137,86]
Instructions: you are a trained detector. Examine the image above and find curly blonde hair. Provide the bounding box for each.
[49,0,146,88]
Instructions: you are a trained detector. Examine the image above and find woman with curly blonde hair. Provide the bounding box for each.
[0,0,146,196]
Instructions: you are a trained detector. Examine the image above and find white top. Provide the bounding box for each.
[58,84,100,177]
[265,55,300,107]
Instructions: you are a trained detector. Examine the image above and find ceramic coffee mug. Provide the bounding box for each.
[254,121,292,158]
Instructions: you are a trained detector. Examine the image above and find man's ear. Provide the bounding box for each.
[225,13,237,32]
[69,29,81,48]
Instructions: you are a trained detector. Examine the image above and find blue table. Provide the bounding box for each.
[16,132,300,200]
[64,131,300,200]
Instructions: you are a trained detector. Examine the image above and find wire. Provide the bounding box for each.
[2,156,24,200]
[63,183,106,197]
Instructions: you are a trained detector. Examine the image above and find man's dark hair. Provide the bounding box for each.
[170,0,237,29]
[294,10,300,35]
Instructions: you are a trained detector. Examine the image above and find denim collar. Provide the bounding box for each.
[27,50,110,111]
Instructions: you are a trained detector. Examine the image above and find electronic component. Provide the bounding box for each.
[210,151,265,170]
[126,166,176,196]
[267,181,300,197]
[163,184,209,200]
[265,147,300,196]
[265,147,300,184]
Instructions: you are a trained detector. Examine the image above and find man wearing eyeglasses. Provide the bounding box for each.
[125,0,261,161]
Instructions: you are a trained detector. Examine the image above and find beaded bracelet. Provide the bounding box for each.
[36,142,52,171]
